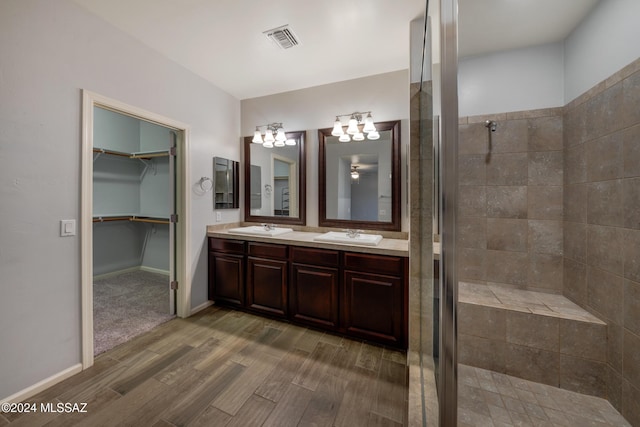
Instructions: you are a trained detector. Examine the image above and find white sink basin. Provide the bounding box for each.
[313,231,383,246]
[227,225,293,237]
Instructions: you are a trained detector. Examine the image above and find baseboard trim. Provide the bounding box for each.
[92,266,140,280]
[93,266,170,280]
[139,266,170,276]
[1,364,82,404]
[191,300,214,316]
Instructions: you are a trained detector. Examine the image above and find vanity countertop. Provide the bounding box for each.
[207,226,409,257]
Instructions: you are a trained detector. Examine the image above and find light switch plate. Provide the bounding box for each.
[60,219,76,237]
[216,212,222,222]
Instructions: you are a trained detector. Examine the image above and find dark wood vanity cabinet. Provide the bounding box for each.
[342,252,407,347]
[208,238,245,307]
[208,237,408,348]
[290,247,340,330]
[246,242,288,318]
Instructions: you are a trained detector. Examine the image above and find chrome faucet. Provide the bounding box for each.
[262,223,276,231]
[345,229,361,238]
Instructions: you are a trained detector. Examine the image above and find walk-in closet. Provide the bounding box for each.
[92,106,176,355]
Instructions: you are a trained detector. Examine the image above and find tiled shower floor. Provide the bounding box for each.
[458,365,630,426]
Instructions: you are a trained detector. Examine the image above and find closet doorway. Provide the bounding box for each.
[81,91,190,368]
[272,155,297,217]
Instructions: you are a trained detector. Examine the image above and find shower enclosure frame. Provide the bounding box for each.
[437,0,459,425]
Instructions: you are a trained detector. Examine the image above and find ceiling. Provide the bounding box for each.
[458,0,600,59]
[72,0,600,100]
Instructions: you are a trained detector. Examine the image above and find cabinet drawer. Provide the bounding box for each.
[291,246,339,267]
[343,252,404,276]
[248,242,288,259]
[209,237,245,254]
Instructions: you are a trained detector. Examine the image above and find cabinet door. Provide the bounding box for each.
[246,257,288,318]
[209,252,245,307]
[343,270,404,348]
[290,263,339,330]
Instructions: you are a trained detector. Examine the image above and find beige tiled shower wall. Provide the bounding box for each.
[457,107,564,293]
[457,57,640,425]
[563,57,640,426]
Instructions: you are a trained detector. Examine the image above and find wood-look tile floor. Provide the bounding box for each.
[3,306,408,427]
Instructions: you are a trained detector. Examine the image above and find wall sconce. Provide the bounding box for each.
[252,122,296,148]
[331,112,380,142]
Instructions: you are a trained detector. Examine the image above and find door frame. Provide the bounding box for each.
[80,90,191,369]
[271,153,297,217]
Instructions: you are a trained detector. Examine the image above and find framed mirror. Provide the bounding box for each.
[319,120,400,231]
[244,130,306,225]
[213,157,239,209]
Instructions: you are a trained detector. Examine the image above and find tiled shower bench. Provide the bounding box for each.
[458,281,608,398]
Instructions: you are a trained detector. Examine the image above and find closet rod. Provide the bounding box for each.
[92,148,130,158]
[92,216,130,223]
[130,218,170,225]
[92,216,169,224]
[92,148,169,160]
[130,152,169,159]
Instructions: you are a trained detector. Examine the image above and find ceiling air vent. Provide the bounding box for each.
[263,25,300,50]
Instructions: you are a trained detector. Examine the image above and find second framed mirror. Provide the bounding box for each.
[244,130,306,225]
[319,120,401,231]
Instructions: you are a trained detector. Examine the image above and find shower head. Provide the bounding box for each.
[485,120,497,132]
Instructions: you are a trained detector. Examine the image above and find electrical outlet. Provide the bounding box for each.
[216,212,222,222]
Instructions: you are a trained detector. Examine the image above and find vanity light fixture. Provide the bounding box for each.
[331,112,378,142]
[252,122,294,148]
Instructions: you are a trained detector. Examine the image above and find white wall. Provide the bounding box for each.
[140,121,172,152]
[93,222,145,275]
[0,0,240,400]
[94,107,140,152]
[352,173,379,221]
[458,43,565,117]
[564,0,640,102]
[241,71,410,230]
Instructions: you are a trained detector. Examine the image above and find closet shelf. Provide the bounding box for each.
[93,147,169,179]
[93,214,170,224]
[93,147,170,161]
[130,150,170,159]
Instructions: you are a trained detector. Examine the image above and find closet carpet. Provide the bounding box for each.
[94,270,175,355]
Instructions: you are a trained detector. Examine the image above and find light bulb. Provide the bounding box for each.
[353,132,365,141]
[346,115,359,135]
[331,118,344,136]
[367,130,380,140]
[275,127,286,142]
[285,139,296,146]
[263,129,275,143]
[363,113,376,133]
[252,129,263,143]
[274,140,285,147]
[262,141,274,148]
[339,134,351,142]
